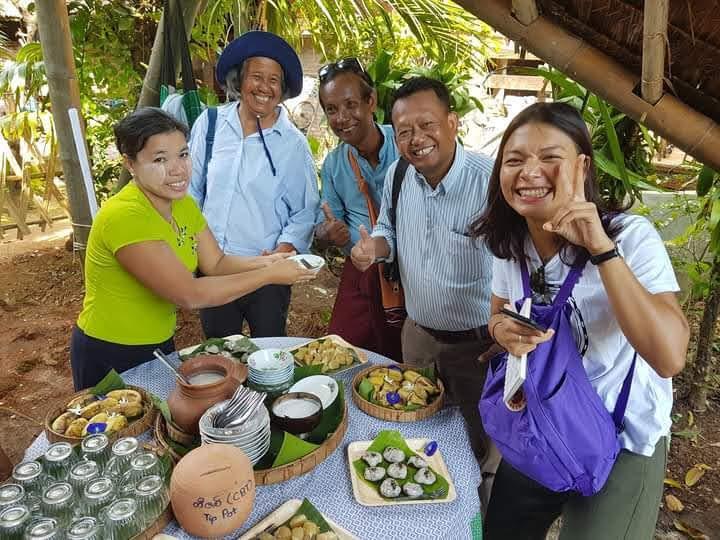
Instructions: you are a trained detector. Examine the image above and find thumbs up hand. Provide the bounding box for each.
[318,202,350,247]
[350,225,377,272]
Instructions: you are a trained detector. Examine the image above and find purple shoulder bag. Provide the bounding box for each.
[479,258,636,496]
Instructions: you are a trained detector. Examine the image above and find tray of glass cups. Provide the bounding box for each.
[0,434,172,540]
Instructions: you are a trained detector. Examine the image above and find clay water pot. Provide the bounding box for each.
[167,355,246,435]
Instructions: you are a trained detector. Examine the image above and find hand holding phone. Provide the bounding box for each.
[500,307,546,332]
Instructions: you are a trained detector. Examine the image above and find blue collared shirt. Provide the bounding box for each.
[372,143,494,330]
[319,124,398,255]
[189,103,320,256]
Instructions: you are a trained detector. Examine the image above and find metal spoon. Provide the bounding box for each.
[153,349,190,385]
[225,391,267,428]
[298,257,316,269]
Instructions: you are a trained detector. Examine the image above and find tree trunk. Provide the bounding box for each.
[116,0,205,189]
[35,0,92,265]
[689,255,720,411]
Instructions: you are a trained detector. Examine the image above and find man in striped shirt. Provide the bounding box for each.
[351,77,499,507]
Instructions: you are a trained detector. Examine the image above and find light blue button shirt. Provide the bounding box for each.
[189,103,320,256]
[372,143,494,331]
[319,124,399,255]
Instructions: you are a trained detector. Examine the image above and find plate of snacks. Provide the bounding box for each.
[347,430,456,506]
[239,498,357,540]
[352,365,444,422]
[287,335,367,375]
[179,334,259,364]
[45,371,156,444]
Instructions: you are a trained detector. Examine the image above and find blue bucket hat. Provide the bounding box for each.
[216,31,303,99]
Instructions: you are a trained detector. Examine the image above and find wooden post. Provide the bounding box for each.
[641,0,669,105]
[512,0,539,25]
[35,0,92,262]
[454,0,720,173]
[116,0,205,189]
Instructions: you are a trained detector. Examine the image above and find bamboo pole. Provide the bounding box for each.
[455,0,720,173]
[641,0,669,105]
[116,0,205,189]
[35,0,92,262]
[512,0,538,25]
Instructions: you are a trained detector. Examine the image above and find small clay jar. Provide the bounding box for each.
[167,355,244,435]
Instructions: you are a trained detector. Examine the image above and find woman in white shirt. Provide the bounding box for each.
[472,102,689,539]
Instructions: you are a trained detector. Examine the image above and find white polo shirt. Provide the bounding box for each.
[491,214,680,456]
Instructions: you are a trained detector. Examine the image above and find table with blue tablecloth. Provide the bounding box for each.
[25,337,483,539]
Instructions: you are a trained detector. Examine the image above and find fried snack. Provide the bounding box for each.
[105,415,128,434]
[293,339,356,372]
[361,367,441,409]
[66,394,97,410]
[108,400,143,419]
[79,398,119,419]
[106,389,143,403]
[51,411,76,433]
[64,418,88,437]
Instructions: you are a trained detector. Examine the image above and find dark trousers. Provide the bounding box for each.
[484,438,667,539]
[199,284,291,338]
[401,319,501,509]
[70,326,175,391]
[327,260,403,362]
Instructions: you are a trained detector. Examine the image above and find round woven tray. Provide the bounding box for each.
[351,365,445,422]
[154,402,348,486]
[45,385,157,445]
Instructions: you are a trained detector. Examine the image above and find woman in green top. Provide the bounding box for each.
[71,108,316,390]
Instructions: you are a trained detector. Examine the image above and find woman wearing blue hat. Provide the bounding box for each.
[188,31,320,339]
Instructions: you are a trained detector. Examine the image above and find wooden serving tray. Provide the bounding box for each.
[239,499,358,540]
[45,385,157,445]
[154,402,349,486]
[351,366,444,422]
[347,438,457,507]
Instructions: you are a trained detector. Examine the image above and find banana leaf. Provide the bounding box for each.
[90,369,126,396]
[271,432,320,468]
[180,336,259,363]
[277,498,333,534]
[352,429,450,500]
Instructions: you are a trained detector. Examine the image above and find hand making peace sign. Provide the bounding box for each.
[542,154,616,256]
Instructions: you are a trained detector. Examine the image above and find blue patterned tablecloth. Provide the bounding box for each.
[25,337,482,539]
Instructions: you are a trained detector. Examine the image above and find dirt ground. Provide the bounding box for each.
[0,221,718,539]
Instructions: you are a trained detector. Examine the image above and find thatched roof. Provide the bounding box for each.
[457,0,720,171]
[538,0,720,125]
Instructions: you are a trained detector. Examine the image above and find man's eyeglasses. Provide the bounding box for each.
[318,57,374,86]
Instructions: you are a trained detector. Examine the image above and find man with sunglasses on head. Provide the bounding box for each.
[315,58,403,361]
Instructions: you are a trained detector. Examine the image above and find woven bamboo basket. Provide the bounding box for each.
[254,400,348,485]
[351,366,445,422]
[155,402,348,484]
[154,414,185,464]
[45,385,157,445]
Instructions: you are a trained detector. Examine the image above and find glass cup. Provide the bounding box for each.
[105,438,138,480]
[68,461,100,494]
[12,461,46,498]
[104,498,142,540]
[121,452,160,489]
[66,517,100,540]
[82,477,115,517]
[0,505,31,540]
[40,482,74,528]
[81,434,110,471]
[23,517,63,540]
[134,475,169,528]
[43,442,75,482]
[0,484,25,509]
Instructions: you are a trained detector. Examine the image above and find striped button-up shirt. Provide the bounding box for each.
[372,143,494,331]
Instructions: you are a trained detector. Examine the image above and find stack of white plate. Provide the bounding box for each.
[199,400,271,465]
[247,349,295,394]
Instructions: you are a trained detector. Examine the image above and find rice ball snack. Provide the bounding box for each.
[379,477,401,498]
[382,446,405,463]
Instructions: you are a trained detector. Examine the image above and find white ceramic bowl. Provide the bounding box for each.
[248,349,294,371]
[289,375,339,409]
[289,254,325,274]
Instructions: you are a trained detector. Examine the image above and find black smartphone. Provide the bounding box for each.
[500,307,547,332]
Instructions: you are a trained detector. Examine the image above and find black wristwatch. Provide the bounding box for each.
[590,244,621,265]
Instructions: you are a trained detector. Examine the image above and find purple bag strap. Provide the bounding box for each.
[611,352,636,431]
[519,257,584,307]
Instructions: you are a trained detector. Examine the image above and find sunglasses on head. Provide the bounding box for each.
[318,57,373,85]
